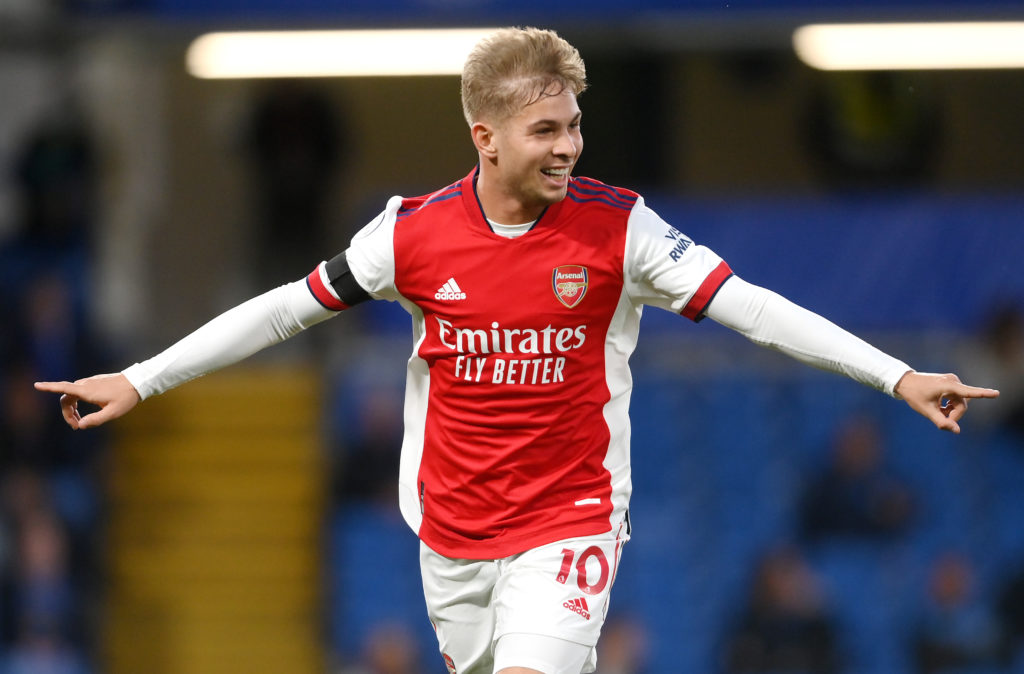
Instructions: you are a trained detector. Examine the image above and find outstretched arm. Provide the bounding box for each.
[705,276,998,432]
[34,276,337,430]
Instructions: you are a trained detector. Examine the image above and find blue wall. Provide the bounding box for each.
[643,192,1024,333]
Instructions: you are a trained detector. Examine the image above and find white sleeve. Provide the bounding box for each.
[624,198,732,319]
[345,196,402,301]
[121,278,336,400]
[705,275,912,396]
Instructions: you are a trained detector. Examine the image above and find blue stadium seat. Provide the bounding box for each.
[327,505,436,662]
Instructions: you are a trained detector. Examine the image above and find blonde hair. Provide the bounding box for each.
[461,27,587,126]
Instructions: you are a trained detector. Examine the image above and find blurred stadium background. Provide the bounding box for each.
[2,1,1024,672]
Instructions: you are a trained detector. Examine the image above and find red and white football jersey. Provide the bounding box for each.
[309,168,732,559]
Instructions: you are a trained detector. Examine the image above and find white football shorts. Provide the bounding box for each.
[420,519,629,674]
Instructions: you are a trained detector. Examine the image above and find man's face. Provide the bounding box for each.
[489,88,583,219]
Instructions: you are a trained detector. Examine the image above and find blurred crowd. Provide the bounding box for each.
[715,407,1023,674]
[1,112,108,672]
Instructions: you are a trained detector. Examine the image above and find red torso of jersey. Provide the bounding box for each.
[393,169,637,558]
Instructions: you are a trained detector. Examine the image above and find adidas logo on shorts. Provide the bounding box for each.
[563,596,591,620]
[435,277,466,301]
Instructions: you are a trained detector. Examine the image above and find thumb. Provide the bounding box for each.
[77,402,133,429]
[929,408,960,434]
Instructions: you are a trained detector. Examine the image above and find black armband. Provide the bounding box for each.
[324,253,371,307]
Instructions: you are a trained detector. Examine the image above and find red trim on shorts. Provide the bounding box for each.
[681,260,733,321]
[306,266,348,311]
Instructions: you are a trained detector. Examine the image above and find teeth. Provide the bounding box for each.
[543,168,568,176]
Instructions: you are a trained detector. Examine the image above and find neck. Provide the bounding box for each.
[475,163,545,225]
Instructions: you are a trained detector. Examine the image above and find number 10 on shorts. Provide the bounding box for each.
[556,546,610,595]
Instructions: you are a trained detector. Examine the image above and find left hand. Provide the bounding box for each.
[34,373,141,430]
[894,371,999,434]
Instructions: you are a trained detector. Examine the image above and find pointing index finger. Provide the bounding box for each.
[953,384,1000,399]
[34,381,77,395]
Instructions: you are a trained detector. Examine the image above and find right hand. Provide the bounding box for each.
[34,373,141,430]
[893,370,999,434]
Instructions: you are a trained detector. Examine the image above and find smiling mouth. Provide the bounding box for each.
[541,167,570,179]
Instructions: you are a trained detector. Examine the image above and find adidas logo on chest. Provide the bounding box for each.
[434,277,466,301]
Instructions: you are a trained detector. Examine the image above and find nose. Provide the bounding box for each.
[553,128,579,159]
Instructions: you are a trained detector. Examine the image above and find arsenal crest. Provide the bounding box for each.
[552,265,588,308]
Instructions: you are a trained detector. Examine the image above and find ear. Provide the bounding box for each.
[470,121,499,160]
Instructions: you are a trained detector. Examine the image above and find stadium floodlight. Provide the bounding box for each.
[793,22,1024,70]
[186,28,499,79]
